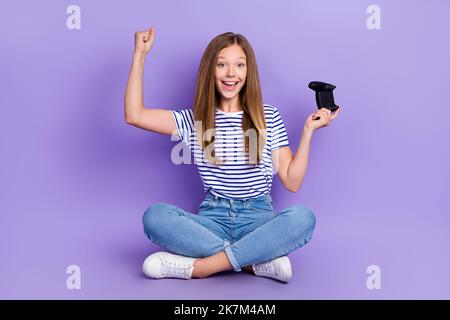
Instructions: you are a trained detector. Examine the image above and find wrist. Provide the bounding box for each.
[133,51,147,62]
[303,127,314,137]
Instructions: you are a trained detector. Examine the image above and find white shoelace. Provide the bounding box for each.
[161,260,193,278]
[254,261,276,275]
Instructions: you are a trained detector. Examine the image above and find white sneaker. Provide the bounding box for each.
[142,252,196,279]
[252,256,292,283]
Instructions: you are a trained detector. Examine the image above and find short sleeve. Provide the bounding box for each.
[169,108,194,143]
[270,107,290,151]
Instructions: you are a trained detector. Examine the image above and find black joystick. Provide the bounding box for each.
[308,81,339,120]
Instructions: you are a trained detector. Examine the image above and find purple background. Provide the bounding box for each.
[1,0,449,299]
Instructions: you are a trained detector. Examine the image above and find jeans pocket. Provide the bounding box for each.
[199,200,215,211]
[245,199,274,213]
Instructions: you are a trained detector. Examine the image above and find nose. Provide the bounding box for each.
[226,65,236,77]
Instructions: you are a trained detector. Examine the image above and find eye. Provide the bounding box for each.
[238,63,246,67]
[217,63,225,67]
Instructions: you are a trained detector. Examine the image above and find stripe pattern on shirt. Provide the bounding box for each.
[170,104,289,199]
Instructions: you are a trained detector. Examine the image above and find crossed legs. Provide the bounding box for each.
[143,203,316,278]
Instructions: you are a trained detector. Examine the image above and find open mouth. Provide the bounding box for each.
[221,81,239,91]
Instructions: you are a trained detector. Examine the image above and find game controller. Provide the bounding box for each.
[308,81,339,120]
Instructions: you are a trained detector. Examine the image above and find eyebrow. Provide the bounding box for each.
[217,56,246,60]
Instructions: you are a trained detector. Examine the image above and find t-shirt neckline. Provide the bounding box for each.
[216,106,244,115]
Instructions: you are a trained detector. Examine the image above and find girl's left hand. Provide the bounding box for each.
[304,106,341,133]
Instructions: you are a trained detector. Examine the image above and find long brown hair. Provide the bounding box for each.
[193,32,267,166]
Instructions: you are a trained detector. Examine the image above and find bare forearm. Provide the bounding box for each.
[286,128,314,192]
[124,52,146,122]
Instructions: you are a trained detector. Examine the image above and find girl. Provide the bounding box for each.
[124,27,340,283]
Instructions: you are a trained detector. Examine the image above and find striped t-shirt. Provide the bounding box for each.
[170,104,290,199]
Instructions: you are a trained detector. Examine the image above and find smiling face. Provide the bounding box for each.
[215,44,247,102]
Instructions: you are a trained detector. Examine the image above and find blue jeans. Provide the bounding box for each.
[142,191,316,272]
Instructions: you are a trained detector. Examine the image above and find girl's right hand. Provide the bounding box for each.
[134,27,155,55]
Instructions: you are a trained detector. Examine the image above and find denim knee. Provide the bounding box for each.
[142,203,169,236]
[284,205,316,239]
